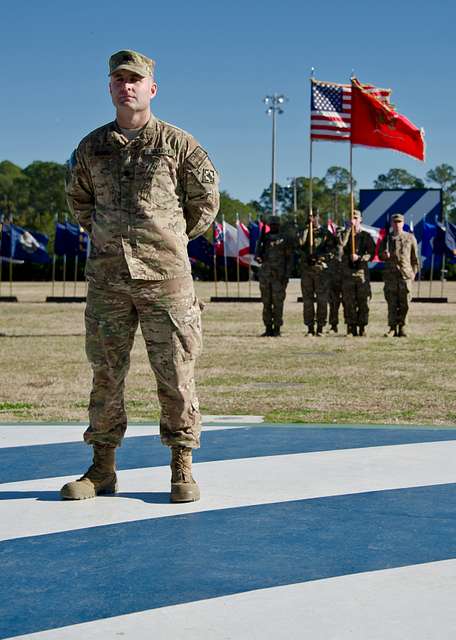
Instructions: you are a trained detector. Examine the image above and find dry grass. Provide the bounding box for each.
[1,279,455,425]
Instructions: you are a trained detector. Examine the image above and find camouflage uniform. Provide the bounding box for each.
[341,228,375,334]
[66,115,219,449]
[379,230,418,331]
[255,225,294,335]
[327,228,345,332]
[300,224,337,334]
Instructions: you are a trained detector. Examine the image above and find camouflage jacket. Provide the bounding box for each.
[378,231,419,280]
[341,228,375,273]
[255,231,294,279]
[300,225,337,272]
[66,115,219,281]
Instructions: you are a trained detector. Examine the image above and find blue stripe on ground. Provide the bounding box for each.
[1,483,456,638]
[2,426,456,484]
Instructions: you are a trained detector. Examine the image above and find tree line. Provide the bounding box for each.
[1,159,456,242]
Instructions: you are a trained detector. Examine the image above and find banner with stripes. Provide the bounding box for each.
[359,188,442,243]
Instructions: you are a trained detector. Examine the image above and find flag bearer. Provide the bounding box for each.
[341,211,375,336]
[299,214,337,336]
[255,215,294,337]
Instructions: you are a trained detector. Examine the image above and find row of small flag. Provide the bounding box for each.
[0,222,88,264]
[2,218,455,268]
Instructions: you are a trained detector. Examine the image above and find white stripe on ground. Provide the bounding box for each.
[1,440,455,541]
[10,559,456,639]
[0,424,240,448]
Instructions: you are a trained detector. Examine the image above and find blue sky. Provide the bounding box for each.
[2,0,455,204]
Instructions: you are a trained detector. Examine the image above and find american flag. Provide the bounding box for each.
[310,79,391,143]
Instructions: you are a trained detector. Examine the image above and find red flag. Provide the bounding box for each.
[351,78,425,161]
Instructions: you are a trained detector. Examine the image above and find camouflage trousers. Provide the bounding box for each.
[259,275,288,328]
[342,271,371,326]
[383,276,412,326]
[83,274,202,449]
[300,268,329,326]
[328,268,345,328]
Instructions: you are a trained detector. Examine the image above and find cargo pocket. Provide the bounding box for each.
[169,297,202,362]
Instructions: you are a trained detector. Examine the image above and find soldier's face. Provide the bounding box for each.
[109,70,157,113]
[392,220,404,233]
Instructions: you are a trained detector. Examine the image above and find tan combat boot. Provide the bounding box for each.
[60,444,117,500]
[384,325,397,337]
[170,446,200,503]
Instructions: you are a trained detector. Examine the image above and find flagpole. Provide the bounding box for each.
[349,142,356,256]
[8,217,13,298]
[441,211,447,299]
[51,214,57,298]
[212,222,218,298]
[248,213,252,298]
[74,255,79,297]
[0,214,3,298]
[429,254,434,298]
[63,215,67,298]
[309,75,314,220]
[222,214,229,296]
[417,242,422,298]
[236,213,240,299]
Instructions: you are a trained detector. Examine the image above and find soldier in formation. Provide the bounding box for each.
[379,213,419,337]
[341,211,375,336]
[255,215,294,336]
[327,225,346,334]
[299,214,337,336]
[61,49,219,503]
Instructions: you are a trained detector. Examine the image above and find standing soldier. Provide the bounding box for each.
[327,225,345,333]
[379,213,419,337]
[341,211,375,336]
[299,214,337,336]
[255,215,293,337]
[61,49,219,503]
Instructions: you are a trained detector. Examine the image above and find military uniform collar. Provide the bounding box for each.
[107,115,158,147]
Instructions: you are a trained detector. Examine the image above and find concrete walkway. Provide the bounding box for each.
[1,420,456,639]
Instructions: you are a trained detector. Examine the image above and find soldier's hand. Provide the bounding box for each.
[351,253,359,262]
[382,250,390,260]
[256,257,262,264]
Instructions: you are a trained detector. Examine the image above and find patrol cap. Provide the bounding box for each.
[352,210,362,219]
[269,215,280,225]
[391,213,404,222]
[109,49,155,77]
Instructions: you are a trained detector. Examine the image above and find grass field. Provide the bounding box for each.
[1,278,455,425]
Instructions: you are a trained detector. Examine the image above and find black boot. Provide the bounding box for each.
[261,325,273,337]
[306,324,315,336]
[358,325,366,337]
[316,324,324,337]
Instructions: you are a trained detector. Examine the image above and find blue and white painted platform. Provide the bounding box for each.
[1,420,456,639]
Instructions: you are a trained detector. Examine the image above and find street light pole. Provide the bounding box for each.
[263,93,288,217]
[287,176,298,212]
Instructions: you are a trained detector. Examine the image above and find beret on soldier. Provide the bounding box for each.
[391,213,404,222]
[109,49,155,77]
